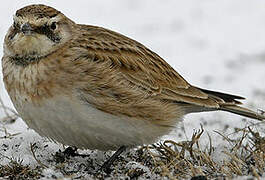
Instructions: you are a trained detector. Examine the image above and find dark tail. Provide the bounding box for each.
[199,88,265,121]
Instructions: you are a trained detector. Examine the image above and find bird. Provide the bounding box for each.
[2,4,265,171]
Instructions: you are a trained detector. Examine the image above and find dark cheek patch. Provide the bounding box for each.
[35,25,61,43]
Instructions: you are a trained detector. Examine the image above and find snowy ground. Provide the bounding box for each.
[0,0,265,179]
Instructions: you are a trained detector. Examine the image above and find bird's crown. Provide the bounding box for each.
[15,4,61,19]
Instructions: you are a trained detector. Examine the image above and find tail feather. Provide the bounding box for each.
[199,88,244,104]
[199,88,265,121]
[220,105,265,121]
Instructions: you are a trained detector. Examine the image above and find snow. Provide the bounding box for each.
[0,0,265,179]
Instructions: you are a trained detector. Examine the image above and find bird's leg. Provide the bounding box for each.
[100,146,127,173]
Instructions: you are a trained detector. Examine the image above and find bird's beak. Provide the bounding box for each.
[21,23,33,35]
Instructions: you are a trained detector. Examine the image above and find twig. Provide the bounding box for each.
[30,143,48,168]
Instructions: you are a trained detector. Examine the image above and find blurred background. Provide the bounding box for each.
[0,0,265,141]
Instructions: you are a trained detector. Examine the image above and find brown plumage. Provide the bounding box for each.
[2,4,264,151]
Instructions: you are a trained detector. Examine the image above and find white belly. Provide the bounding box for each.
[16,95,172,150]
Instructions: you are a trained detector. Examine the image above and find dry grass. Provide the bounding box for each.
[0,98,264,179]
[0,157,42,179]
[138,125,265,179]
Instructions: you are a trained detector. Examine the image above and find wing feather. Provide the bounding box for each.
[71,25,220,109]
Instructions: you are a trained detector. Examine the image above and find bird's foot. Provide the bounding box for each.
[100,146,126,174]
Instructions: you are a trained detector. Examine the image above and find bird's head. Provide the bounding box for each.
[4,4,75,65]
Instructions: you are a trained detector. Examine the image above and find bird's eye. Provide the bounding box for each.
[50,22,57,30]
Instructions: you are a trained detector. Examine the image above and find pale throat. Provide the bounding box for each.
[5,34,57,66]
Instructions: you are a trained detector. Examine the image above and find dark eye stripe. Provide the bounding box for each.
[35,25,61,43]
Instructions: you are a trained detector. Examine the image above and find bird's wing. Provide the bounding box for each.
[71,25,238,109]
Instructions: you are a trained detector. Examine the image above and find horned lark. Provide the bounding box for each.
[2,4,264,155]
